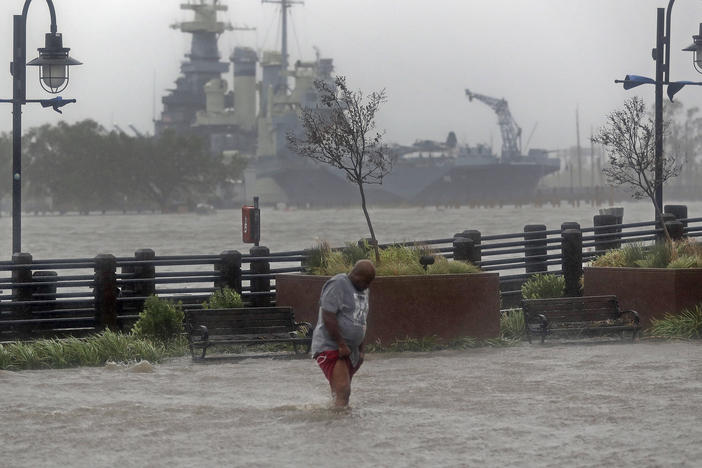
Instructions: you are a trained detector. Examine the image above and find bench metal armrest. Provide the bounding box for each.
[294,321,313,338]
[199,325,209,341]
[620,309,640,325]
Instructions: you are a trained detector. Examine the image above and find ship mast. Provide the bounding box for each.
[262,0,303,90]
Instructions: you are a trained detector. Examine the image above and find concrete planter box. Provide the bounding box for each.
[275,273,501,345]
[584,267,702,327]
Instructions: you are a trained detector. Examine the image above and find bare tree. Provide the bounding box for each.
[592,97,681,236]
[287,76,393,261]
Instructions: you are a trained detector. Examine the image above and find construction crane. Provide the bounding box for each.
[465,89,522,161]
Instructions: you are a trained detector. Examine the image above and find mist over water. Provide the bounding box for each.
[1,200,699,259]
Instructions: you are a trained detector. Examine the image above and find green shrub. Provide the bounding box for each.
[341,241,371,266]
[203,288,243,309]
[427,256,480,274]
[592,243,647,267]
[592,241,702,269]
[635,242,672,268]
[667,255,698,269]
[521,274,565,299]
[303,242,327,273]
[647,304,702,339]
[500,309,525,340]
[131,295,184,342]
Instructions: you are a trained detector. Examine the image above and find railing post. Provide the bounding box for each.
[524,224,547,274]
[664,204,688,231]
[561,229,583,297]
[94,254,118,331]
[665,220,685,241]
[12,252,33,303]
[460,230,481,264]
[301,248,315,274]
[32,270,57,313]
[593,214,620,252]
[656,213,676,243]
[249,246,271,307]
[561,222,580,232]
[133,249,156,298]
[12,252,33,335]
[216,250,242,294]
[452,236,474,262]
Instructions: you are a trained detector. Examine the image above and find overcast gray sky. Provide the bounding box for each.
[2,0,702,151]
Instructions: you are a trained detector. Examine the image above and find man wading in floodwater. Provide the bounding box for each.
[311,259,375,407]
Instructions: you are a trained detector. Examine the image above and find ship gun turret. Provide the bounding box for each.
[465,89,522,162]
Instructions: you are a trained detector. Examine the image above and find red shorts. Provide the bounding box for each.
[315,350,362,383]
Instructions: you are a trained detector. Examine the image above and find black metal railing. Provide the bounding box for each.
[0,207,699,340]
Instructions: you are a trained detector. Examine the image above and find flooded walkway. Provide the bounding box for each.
[1,341,701,467]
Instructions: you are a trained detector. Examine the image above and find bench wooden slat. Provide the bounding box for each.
[185,306,312,359]
[521,295,640,344]
[203,326,295,336]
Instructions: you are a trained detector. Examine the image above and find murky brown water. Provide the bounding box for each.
[1,341,701,467]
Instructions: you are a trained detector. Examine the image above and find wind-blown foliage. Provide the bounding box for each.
[287,76,394,261]
[4,120,244,213]
[592,97,681,224]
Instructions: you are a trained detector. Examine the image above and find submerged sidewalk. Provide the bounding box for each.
[1,341,701,467]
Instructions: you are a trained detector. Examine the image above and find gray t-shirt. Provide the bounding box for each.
[310,273,370,366]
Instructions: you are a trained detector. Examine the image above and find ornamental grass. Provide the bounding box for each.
[647,304,702,339]
[305,241,479,276]
[0,331,186,371]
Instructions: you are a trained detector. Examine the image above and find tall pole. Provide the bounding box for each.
[281,0,288,74]
[575,106,582,188]
[12,14,27,254]
[654,8,665,216]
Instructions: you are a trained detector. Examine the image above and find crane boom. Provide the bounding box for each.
[465,89,522,161]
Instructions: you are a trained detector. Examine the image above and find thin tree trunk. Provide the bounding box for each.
[651,196,675,261]
[358,183,380,263]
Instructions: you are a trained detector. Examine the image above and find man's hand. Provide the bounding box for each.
[338,341,351,357]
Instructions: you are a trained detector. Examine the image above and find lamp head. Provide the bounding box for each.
[26,32,82,93]
[683,23,702,75]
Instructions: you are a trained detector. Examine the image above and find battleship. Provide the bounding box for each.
[155,0,560,207]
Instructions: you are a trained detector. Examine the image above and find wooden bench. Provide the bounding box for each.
[185,307,312,360]
[521,295,641,344]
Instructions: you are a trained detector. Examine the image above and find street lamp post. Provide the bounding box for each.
[616,0,702,219]
[2,0,81,254]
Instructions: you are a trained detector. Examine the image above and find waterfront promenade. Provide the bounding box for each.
[1,340,700,467]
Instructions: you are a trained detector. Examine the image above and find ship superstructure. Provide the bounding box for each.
[155,1,561,206]
[156,0,234,135]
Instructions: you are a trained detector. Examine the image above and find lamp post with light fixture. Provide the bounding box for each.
[616,0,702,217]
[1,0,81,254]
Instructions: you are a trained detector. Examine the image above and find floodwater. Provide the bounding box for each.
[1,341,701,467]
[1,202,701,467]
[1,200,700,259]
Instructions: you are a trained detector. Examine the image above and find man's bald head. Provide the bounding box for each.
[348,259,376,291]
